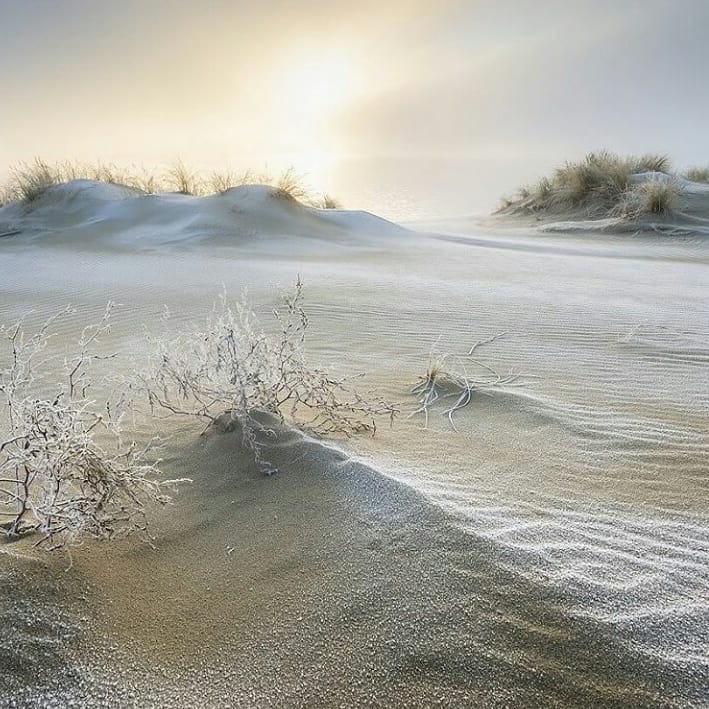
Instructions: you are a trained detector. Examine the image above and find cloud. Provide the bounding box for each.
[335,0,709,162]
[1,0,708,173]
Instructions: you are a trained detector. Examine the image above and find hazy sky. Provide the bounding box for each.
[2,0,708,215]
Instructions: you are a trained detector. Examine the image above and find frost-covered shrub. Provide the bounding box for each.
[0,307,182,550]
[147,280,396,472]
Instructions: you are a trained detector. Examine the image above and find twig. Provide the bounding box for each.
[411,333,520,429]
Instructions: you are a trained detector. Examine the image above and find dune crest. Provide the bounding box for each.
[0,179,407,247]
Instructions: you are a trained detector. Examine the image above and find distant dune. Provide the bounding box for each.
[496,151,709,237]
[0,179,407,247]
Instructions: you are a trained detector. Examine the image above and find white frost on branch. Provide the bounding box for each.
[411,333,521,431]
[0,305,185,550]
[145,279,397,473]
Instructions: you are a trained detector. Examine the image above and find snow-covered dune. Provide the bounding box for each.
[0,180,407,247]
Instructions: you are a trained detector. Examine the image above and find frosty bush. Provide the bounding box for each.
[147,279,396,472]
[0,306,182,550]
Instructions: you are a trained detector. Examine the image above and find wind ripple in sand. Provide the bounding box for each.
[359,305,709,679]
[382,465,709,665]
[2,201,708,702]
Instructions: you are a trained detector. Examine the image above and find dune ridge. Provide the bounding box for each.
[0,179,407,247]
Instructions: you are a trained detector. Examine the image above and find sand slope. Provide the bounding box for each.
[0,180,407,247]
[1,189,708,707]
[2,417,697,707]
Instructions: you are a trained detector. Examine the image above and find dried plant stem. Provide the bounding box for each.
[146,280,397,472]
[0,307,185,550]
[411,335,519,431]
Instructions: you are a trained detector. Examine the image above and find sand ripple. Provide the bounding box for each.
[1,209,708,704]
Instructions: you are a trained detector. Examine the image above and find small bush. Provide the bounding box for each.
[146,281,395,472]
[0,307,184,550]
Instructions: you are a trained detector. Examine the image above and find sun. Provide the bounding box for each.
[264,51,361,187]
[286,56,357,121]
[278,51,361,136]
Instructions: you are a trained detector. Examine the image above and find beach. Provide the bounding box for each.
[1,183,708,706]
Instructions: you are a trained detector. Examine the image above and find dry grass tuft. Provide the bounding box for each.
[166,159,203,195]
[271,167,311,204]
[7,158,62,202]
[614,177,681,219]
[0,159,343,209]
[684,166,709,183]
[635,153,671,173]
[209,169,242,194]
[314,194,342,209]
[502,151,673,217]
[411,334,519,430]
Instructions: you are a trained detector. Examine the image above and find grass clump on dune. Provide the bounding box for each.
[613,177,681,218]
[314,194,343,209]
[166,158,204,196]
[0,158,343,209]
[7,158,62,203]
[2,158,166,203]
[271,166,312,203]
[501,151,679,219]
[684,166,709,183]
[207,168,261,194]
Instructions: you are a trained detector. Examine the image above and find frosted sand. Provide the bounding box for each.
[1,182,707,706]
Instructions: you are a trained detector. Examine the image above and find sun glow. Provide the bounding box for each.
[270,52,360,158]
[252,51,361,190]
[286,55,359,121]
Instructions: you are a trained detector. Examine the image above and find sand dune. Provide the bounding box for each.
[4,418,704,706]
[1,184,708,706]
[0,179,407,247]
[497,158,709,238]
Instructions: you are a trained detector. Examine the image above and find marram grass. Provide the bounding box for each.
[0,157,342,209]
[501,150,682,219]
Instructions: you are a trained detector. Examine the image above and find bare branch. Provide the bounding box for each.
[143,281,397,473]
[0,307,186,550]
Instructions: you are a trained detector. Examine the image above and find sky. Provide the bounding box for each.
[2,0,709,217]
